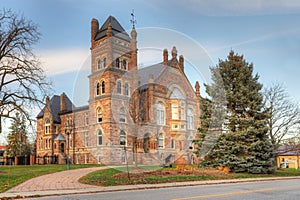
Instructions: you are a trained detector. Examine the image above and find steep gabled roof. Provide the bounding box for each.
[94,16,131,41]
[37,95,74,123]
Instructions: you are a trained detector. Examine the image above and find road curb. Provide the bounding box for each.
[1,176,300,199]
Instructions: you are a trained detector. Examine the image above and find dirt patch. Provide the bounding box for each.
[0,170,6,174]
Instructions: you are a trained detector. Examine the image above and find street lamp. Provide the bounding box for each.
[64,122,73,170]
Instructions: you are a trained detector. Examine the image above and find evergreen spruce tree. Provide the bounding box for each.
[202,51,274,174]
[6,113,31,157]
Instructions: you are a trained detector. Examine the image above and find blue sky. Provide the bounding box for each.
[2,0,300,105]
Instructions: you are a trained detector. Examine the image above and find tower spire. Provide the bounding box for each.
[130,9,136,28]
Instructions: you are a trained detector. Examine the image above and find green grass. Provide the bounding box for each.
[79,168,300,187]
[233,168,300,179]
[80,168,224,186]
[0,164,101,193]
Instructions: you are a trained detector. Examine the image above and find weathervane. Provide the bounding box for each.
[130,9,136,28]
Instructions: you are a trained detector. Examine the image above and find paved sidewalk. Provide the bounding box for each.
[1,166,109,198]
[1,167,300,199]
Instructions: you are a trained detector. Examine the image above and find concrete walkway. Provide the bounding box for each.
[2,166,300,199]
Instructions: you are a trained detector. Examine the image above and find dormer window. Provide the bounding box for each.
[45,119,50,134]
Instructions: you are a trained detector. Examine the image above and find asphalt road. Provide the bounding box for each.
[28,179,300,200]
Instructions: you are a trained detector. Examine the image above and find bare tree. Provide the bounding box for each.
[0,9,51,132]
[264,83,300,148]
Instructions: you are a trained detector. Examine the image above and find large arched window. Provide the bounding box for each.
[123,59,127,70]
[156,102,165,125]
[158,133,164,148]
[45,119,50,134]
[187,108,194,129]
[171,103,179,119]
[103,57,106,68]
[116,58,120,68]
[96,82,100,96]
[120,107,125,123]
[117,81,122,94]
[98,130,102,145]
[120,130,126,145]
[101,81,105,94]
[124,83,129,96]
[97,107,103,123]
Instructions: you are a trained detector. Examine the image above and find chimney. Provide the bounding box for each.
[106,22,112,37]
[60,93,67,113]
[171,46,177,60]
[195,81,200,97]
[179,55,184,72]
[46,96,50,105]
[91,18,99,41]
[163,49,168,65]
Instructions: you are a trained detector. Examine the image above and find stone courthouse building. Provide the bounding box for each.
[36,16,201,165]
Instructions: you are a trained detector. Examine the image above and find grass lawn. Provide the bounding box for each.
[79,167,300,187]
[0,164,101,193]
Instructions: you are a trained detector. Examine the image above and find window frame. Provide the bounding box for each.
[158,133,164,148]
[187,108,194,130]
[97,130,102,146]
[120,130,126,146]
[156,102,165,125]
[120,107,126,123]
[117,81,122,94]
[97,107,103,123]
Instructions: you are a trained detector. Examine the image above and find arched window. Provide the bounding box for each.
[98,130,102,145]
[120,130,126,145]
[123,59,127,70]
[97,107,102,123]
[97,59,101,70]
[103,57,106,68]
[120,107,125,123]
[116,58,120,68]
[171,102,179,119]
[187,108,194,129]
[101,81,105,94]
[124,83,129,96]
[96,82,100,96]
[45,119,50,134]
[158,133,164,148]
[117,81,122,94]
[156,102,165,125]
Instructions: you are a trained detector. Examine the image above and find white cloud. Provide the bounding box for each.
[37,48,90,76]
[177,0,300,16]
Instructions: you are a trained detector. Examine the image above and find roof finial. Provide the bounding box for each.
[130,9,136,28]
